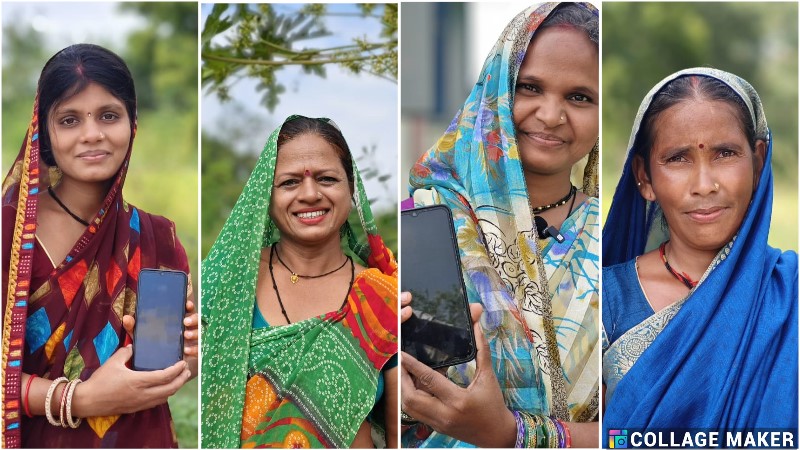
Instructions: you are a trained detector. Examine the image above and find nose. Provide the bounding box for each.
[297,177,320,202]
[691,161,719,196]
[80,119,104,143]
[533,95,565,128]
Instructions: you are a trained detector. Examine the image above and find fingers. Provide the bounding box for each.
[122,315,135,337]
[401,292,412,307]
[401,352,458,400]
[468,303,483,325]
[108,344,134,364]
[400,306,413,323]
[185,299,195,313]
[136,360,188,387]
[144,364,191,402]
[183,313,197,330]
[472,314,493,375]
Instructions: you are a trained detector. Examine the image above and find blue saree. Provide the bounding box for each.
[602,68,798,435]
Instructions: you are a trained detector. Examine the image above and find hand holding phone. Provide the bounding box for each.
[133,269,188,371]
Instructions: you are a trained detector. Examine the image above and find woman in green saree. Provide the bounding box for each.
[201,116,398,448]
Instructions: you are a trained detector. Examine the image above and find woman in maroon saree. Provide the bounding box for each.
[2,44,197,448]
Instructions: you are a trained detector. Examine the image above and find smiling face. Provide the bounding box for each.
[270,133,353,247]
[48,82,131,185]
[635,98,765,252]
[513,27,598,179]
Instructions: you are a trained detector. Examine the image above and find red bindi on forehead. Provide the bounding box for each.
[304,169,311,177]
[699,143,704,149]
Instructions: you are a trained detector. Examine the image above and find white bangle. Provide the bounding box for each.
[44,377,68,427]
[65,379,83,428]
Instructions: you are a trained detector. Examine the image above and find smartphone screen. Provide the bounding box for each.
[133,269,187,371]
[401,205,476,368]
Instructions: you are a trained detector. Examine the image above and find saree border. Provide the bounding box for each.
[602,240,734,401]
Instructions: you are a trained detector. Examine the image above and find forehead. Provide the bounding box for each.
[652,99,747,147]
[275,133,344,171]
[519,27,598,87]
[53,82,125,112]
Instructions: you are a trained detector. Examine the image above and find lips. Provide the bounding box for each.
[518,130,566,148]
[294,209,329,225]
[686,206,727,224]
[77,150,111,161]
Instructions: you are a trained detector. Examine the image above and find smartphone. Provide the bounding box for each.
[401,205,476,369]
[133,269,187,371]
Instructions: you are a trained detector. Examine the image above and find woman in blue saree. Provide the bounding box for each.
[602,68,798,435]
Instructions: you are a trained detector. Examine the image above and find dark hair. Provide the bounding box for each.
[277,116,355,184]
[539,3,599,46]
[38,44,136,166]
[633,75,760,176]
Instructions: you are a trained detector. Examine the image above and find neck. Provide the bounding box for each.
[664,238,718,281]
[276,237,347,275]
[51,178,109,222]
[524,169,573,209]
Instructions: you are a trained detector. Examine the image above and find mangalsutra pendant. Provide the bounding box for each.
[290,273,299,284]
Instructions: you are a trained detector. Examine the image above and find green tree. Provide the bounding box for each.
[201,3,397,111]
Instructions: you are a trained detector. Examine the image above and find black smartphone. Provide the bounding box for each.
[401,204,476,369]
[133,269,187,371]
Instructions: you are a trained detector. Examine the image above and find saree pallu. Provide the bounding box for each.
[240,269,396,448]
[2,98,189,447]
[602,68,798,436]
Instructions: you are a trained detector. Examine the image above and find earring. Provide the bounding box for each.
[637,182,642,187]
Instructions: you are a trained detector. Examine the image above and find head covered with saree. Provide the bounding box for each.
[602,68,797,433]
[404,2,599,446]
[2,43,189,447]
[201,115,397,448]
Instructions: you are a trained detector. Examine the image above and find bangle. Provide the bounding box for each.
[59,379,70,427]
[551,418,565,448]
[23,374,37,418]
[563,420,572,448]
[64,379,83,428]
[513,411,525,448]
[44,377,68,427]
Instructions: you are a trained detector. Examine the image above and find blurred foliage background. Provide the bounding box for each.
[603,2,798,251]
[201,3,398,259]
[2,2,198,447]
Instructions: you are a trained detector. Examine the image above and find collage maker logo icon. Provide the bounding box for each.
[609,429,628,448]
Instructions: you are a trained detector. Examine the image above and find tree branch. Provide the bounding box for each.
[202,52,384,67]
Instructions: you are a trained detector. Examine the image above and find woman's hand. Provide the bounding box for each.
[400,303,517,448]
[400,291,413,323]
[182,299,199,378]
[71,345,191,417]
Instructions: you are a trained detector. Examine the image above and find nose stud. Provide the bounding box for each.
[316,192,323,199]
[714,183,720,190]
[99,133,105,140]
[559,113,566,124]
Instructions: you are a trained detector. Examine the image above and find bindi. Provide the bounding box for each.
[304,169,311,177]
[698,143,704,149]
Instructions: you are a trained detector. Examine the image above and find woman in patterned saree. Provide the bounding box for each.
[400,3,599,447]
[603,69,797,433]
[1,44,198,448]
[201,115,398,448]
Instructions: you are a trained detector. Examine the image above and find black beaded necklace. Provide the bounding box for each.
[48,186,90,227]
[530,184,576,213]
[274,245,351,284]
[268,245,354,324]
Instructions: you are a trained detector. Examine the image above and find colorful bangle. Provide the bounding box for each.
[551,418,565,448]
[513,411,526,448]
[23,374,37,418]
[65,379,82,428]
[563,420,572,448]
[44,377,68,427]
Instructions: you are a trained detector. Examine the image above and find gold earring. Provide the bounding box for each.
[637,182,642,187]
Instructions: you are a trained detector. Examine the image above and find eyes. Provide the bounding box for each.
[275,175,342,189]
[57,112,121,127]
[663,148,741,164]
[515,83,595,105]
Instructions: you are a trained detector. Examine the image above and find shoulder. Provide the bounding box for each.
[602,259,638,312]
